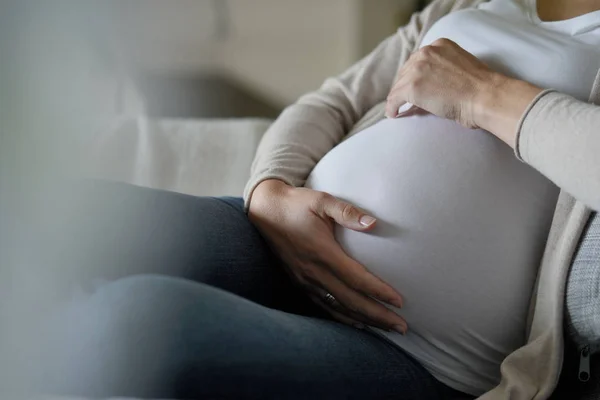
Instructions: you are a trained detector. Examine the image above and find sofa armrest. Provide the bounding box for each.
[88,117,272,197]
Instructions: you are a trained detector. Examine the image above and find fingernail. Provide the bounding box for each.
[397,103,413,114]
[393,325,407,335]
[353,323,365,330]
[390,298,403,309]
[359,215,376,227]
[396,103,413,118]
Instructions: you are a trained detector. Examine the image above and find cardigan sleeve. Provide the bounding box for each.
[516,91,600,211]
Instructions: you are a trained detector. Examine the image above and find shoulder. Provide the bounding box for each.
[426,0,490,17]
[408,0,490,47]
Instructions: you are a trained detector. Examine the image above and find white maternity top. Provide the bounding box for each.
[305,0,600,395]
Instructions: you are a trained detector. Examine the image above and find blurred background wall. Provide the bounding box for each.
[96,0,420,118]
[0,0,426,216]
[43,0,423,119]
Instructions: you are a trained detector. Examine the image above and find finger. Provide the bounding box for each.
[387,50,422,118]
[429,38,483,66]
[311,197,405,308]
[317,298,391,332]
[429,37,458,49]
[312,269,408,334]
[342,305,406,332]
[322,246,404,309]
[385,78,410,118]
[385,99,407,119]
[317,195,377,232]
[307,293,366,329]
[397,104,428,118]
[304,280,372,329]
[397,102,414,115]
[306,282,400,332]
[395,102,424,119]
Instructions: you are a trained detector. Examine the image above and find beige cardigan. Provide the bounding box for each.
[243,0,600,398]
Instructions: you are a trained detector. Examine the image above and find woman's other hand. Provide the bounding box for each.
[385,38,494,127]
[385,38,542,147]
[248,179,407,334]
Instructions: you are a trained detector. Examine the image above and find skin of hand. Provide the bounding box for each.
[248,179,407,334]
[385,38,543,148]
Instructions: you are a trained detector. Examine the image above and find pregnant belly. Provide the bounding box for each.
[304,116,559,393]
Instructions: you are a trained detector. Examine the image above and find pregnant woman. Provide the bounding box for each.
[33,0,600,399]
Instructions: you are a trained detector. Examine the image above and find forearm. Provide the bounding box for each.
[244,104,346,208]
[475,77,600,210]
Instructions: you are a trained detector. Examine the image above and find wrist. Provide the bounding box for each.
[255,179,290,195]
[249,179,291,211]
[474,73,543,148]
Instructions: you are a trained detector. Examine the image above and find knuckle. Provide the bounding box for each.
[292,274,311,288]
[407,79,421,93]
[352,299,379,318]
[419,46,433,58]
[342,301,361,315]
[433,37,452,46]
[304,268,323,284]
[296,262,318,280]
[408,50,421,62]
[311,191,332,211]
[316,191,332,205]
[340,203,357,221]
[367,286,387,300]
[349,306,365,317]
[344,275,362,291]
[359,282,394,304]
[364,302,394,321]
[377,311,399,326]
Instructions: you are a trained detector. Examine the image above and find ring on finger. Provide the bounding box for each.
[323,292,337,306]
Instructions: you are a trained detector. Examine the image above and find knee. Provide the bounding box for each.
[41,275,203,397]
[70,275,201,352]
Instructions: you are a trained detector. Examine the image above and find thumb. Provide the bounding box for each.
[320,196,377,232]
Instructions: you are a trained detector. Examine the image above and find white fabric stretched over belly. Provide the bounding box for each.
[305,116,559,394]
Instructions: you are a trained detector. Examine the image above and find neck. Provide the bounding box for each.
[537,0,600,21]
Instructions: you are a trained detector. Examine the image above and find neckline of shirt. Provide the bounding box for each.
[523,0,600,36]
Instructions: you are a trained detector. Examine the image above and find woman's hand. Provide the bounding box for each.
[248,179,407,334]
[385,38,494,127]
[385,38,542,147]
